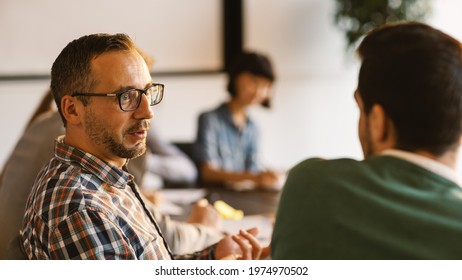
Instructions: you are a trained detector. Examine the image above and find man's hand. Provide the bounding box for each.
[214,228,269,260]
[187,198,222,231]
[258,171,285,190]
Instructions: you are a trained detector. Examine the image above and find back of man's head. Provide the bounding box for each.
[50,33,136,126]
[357,22,462,156]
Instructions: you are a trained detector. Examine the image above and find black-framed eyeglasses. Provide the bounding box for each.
[72,83,164,112]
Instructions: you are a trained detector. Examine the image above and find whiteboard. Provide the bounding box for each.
[0,0,222,75]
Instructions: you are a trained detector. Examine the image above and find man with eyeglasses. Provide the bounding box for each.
[20,33,264,260]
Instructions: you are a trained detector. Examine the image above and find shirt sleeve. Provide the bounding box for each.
[143,197,224,255]
[143,197,219,260]
[195,113,220,168]
[245,121,261,172]
[49,209,136,260]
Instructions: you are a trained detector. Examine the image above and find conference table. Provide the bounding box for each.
[160,182,282,244]
[162,182,281,217]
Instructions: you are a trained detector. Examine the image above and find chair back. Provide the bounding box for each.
[5,234,27,259]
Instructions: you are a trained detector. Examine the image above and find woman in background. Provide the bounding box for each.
[195,51,284,190]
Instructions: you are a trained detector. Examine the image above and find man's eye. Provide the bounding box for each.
[120,92,131,103]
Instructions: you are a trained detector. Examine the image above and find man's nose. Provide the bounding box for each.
[134,93,154,120]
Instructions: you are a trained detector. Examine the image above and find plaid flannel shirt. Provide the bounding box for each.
[20,136,215,260]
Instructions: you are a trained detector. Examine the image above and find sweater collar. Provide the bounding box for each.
[381,149,460,186]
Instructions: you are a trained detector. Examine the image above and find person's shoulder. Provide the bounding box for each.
[30,163,85,219]
[284,157,366,186]
[39,159,87,192]
[32,161,117,230]
[37,160,102,209]
[290,157,360,175]
[281,157,364,198]
[198,103,227,125]
[28,111,63,133]
[199,103,224,117]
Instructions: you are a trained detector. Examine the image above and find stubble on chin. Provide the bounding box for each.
[84,110,148,160]
[120,120,150,159]
[108,135,147,159]
[128,141,147,159]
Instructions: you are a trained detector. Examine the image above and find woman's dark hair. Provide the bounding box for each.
[357,22,462,155]
[226,51,275,108]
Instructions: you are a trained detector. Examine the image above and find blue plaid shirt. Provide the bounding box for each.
[195,103,261,172]
[20,136,214,260]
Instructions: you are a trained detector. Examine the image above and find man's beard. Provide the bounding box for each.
[84,109,148,159]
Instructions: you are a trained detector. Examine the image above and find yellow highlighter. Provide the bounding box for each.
[213,200,244,220]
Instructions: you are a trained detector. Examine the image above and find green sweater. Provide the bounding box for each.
[271,156,462,259]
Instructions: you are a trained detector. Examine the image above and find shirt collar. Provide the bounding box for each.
[218,102,251,128]
[54,136,133,189]
[381,149,460,186]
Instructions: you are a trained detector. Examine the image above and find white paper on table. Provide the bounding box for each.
[224,180,256,191]
[158,188,207,205]
[222,215,274,246]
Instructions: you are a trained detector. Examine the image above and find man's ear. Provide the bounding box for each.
[61,95,82,125]
[368,104,395,149]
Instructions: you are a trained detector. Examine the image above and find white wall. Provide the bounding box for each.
[244,0,361,170]
[2,0,462,175]
[0,0,222,74]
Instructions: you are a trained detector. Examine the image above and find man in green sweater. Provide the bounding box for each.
[271,22,462,259]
